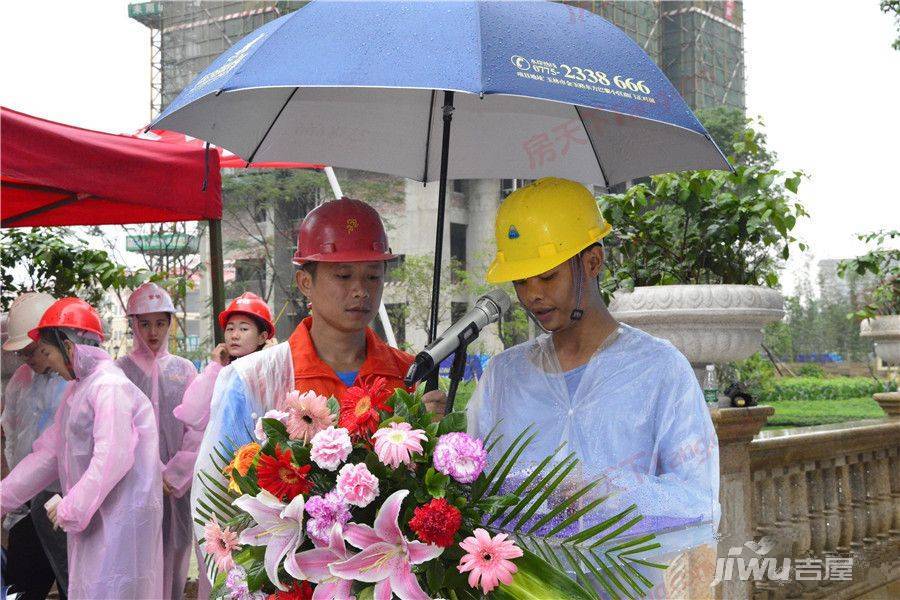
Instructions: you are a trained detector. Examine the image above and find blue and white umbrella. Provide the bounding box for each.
[153,0,730,343]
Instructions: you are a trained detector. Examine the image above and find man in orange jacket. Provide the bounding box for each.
[191,197,437,551]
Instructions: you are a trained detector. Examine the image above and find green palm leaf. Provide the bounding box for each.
[480,429,667,599]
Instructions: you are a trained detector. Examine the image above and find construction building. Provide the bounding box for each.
[128,0,746,351]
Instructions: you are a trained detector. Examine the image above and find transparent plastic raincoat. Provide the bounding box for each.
[1,364,70,588]
[170,360,224,600]
[0,344,164,599]
[117,319,197,600]
[2,365,68,521]
[191,344,293,523]
[468,324,720,550]
[168,361,223,497]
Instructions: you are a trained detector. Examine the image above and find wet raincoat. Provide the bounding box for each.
[1,364,70,589]
[117,321,197,600]
[169,360,224,600]
[468,324,720,544]
[0,344,164,599]
[190,318,412,573]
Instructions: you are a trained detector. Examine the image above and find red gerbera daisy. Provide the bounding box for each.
[256,445,313,501]
[408,498,463,548]
[338,376,393,441]
[267,580,313,600]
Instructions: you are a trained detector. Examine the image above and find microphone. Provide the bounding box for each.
[405,288,511,387]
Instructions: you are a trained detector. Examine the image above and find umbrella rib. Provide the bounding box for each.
[421,89,436,183]
[574,105,610,189]
[245,87,298,165]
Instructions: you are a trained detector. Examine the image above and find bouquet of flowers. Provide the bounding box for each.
[196,378,663,600]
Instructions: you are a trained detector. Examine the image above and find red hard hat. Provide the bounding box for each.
[28,297,105,342]
[218,292,275,338]
[293,197,396,265]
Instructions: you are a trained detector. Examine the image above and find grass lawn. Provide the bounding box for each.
[763,396,885,429]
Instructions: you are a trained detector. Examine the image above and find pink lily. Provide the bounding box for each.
[329,489,443,600]
[233,490,305,591]
[286,524,355,600]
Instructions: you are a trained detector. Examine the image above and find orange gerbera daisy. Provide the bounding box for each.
[338,377,393,441]
[256,445,313,501]
[223,442,261,493]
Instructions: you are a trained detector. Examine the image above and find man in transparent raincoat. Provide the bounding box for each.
[467,178,720,591]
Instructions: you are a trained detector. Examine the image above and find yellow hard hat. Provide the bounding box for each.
[486,178,612,284]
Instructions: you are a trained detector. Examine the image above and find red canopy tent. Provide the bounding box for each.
[1,106,228,340]
[133,127,326,171]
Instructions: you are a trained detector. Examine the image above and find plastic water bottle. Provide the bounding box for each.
[703,364,718,406]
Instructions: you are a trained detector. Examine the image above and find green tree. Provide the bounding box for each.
[387,254,468,341]
[0,228,150,312]
[598,120,807,297]
[882,0,900,50]
[696,107,776,170]
[838,229,900,320]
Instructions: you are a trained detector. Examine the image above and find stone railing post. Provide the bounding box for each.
[710,406,773,600]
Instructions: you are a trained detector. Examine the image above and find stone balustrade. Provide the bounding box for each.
[712,408,900,599]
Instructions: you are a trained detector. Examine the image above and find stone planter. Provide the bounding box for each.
[609,285,785,376]
[859,314,900,365]
[873,391,900,418]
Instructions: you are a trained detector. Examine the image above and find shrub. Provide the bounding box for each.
[757,377,896,403]
[796,364,827,378]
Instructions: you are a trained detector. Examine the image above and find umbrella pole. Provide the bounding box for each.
[427,90,455,344]
[208,218,226,344]
[425,91,454,392]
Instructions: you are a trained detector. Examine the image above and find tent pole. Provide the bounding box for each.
[208,219,226,344]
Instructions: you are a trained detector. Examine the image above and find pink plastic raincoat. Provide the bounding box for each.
[117,321,197,600]
[0,344,164,599]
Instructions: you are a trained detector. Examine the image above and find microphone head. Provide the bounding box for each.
[478,288,512,317]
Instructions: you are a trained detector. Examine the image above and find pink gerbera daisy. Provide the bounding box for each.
[458,528,524,594]
[204,516,239,572]
[283,390,334,443]
[372,421,427,468]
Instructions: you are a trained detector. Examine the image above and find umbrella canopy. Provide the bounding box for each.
[150,0,731,352]
[1,107,221,228]
[152,0,728,187]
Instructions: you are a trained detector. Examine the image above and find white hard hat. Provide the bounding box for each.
[126,282,176,316]
[3,292,56,352]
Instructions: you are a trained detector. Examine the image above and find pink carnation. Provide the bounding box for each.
[335,463,379,507]
[372,421,427,468]
[310,426,352,471]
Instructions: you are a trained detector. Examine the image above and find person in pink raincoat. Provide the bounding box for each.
[168,291,274,599]
[115,282,198,600]
[0,297,163,600]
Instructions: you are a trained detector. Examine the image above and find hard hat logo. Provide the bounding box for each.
[508,225,520,240]
[346,218,359,234]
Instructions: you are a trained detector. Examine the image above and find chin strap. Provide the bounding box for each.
[51,329,76,380]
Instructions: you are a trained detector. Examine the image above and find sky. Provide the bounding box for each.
[2,1,898,294]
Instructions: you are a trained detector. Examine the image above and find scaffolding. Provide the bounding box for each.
[129,2,305,112]
[660,0,745,111]
[567,1,745,112]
